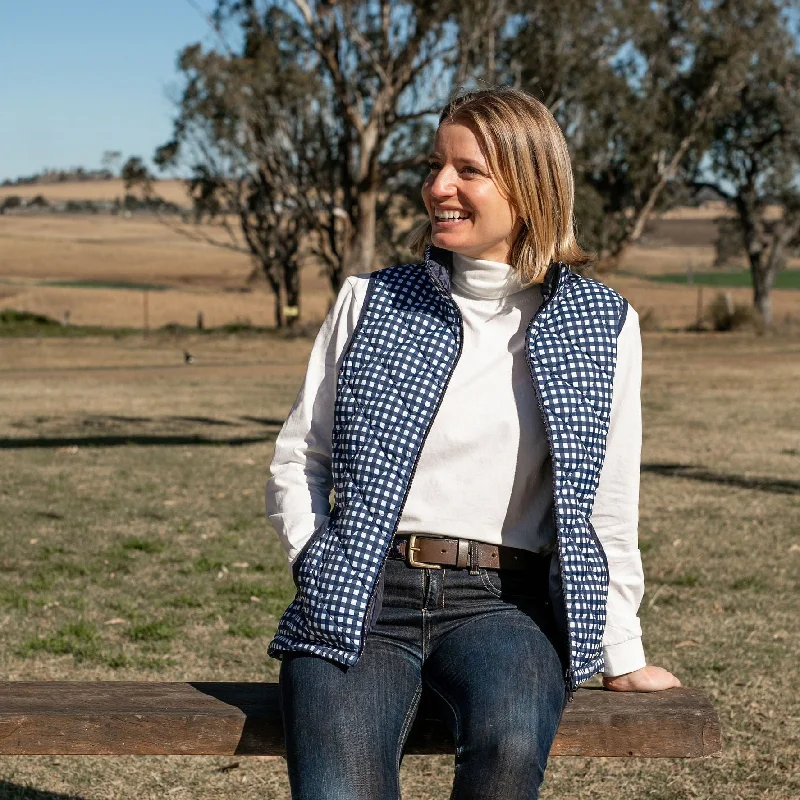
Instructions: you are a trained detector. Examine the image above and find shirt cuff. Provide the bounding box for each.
[603,637,646,677]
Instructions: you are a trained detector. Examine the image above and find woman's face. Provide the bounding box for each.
[422,121,520,264]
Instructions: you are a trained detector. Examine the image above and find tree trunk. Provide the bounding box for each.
[284,261,301,329]
[752,270,772,328]
[273,291,285,329]
[348,188,378,276]
[737,195,772,329]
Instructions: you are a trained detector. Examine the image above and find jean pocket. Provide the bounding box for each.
[479,567,549,603]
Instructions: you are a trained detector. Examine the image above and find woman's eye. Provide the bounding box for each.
[427,162,441,171]
[462,166,481,175]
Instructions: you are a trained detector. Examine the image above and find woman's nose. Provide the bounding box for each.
[429,167,457,200]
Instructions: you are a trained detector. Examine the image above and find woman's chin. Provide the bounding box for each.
[431,232,470,252]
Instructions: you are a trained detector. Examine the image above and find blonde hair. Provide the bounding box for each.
[408,87,593,283]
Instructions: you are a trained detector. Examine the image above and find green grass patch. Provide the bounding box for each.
[227,621,267,639]
[126,618,179,643]
[731,575,767,591]
[0,311,136,338]
[25,571,56,592]
[166,593,203,609]
[20,620,100,662]
[215,581,271,604]
[36,545,70,559]
[0,586,30,611]
[189,555,227,574]
[665,571,701,587]
[120,536,164,554]
[0,309,62,329]
[0,308,285,338]
[42,279,169,292]
[46,561,90,579]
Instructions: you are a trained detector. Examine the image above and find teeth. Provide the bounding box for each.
[435,211,469,220]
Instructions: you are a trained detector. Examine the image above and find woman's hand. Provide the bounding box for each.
[602,665,681,692]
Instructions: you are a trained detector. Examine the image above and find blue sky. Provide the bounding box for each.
[0,0,218,182]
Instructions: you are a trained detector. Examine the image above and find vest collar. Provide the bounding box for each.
[424,244,567,303]
[541,260,567,304]
[424,245,454,293]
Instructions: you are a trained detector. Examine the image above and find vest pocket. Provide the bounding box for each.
[586,521,609,575]
[291,520,330,587]
[294,532,375,651]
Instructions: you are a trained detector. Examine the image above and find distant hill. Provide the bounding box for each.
[0,179,190,205]
[1,168,115,186]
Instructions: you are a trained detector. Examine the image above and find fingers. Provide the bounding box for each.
[602,665,681,692]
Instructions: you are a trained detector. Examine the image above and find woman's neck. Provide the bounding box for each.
[450,252,528,299]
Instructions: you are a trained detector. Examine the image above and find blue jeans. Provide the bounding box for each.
[280,551,567,799]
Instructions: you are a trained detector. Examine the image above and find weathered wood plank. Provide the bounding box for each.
[0,682,721,758]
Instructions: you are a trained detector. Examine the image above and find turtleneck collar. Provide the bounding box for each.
[451,252,530,300]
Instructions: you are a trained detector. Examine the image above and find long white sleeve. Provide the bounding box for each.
[265,276,367,565]
[592,307,647,677]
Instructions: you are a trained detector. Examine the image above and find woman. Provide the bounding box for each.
[267,87,680,799]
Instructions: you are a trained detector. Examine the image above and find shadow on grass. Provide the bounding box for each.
[642,462,800,495]
[0,783,87,800]
[1,414,286,451]
[0,434,278,449]
[1,413,285,450]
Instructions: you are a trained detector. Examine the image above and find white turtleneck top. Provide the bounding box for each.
[396,253,552,548]
[266,253,647,676]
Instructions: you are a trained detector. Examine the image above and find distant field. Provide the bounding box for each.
[0,213,334,329]
[1,191,799,330]
[644,269,800,290]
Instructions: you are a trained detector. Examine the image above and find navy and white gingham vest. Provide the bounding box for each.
[269,246,628,689]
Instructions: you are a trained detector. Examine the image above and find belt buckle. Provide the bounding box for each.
[406,534,442,569]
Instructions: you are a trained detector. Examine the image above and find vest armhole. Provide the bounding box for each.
[336,272,379,379]
[617,298,629,336]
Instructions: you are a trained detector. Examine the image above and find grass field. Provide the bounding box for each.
[0,186,798,797]
[0,330,798,799]
[2,187,799,332]
[643,269,800,290]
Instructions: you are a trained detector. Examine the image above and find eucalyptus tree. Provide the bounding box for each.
[151,17,335,328]
[208,0,488,280]
[694,0,800,326]
[500,0,763,268]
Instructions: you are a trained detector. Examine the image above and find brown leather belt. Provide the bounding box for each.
[388,534,541,571]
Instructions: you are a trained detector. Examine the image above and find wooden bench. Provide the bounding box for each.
[0,682,720,758]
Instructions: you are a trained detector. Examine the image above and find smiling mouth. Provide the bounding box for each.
[434,211,471,222]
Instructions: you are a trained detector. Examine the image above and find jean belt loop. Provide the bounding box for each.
[468,540,480,575]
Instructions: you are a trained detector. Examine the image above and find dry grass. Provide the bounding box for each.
[2,202,800,330]
[0,215,251,285]
[0,330,798,799]
[0,214,334,328]
[0,192,797,798]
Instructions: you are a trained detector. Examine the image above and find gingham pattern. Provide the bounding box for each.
[269,248,625,689]
[268,258,461,665]
[528,265,625,686]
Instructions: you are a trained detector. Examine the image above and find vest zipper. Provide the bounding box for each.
[524,266,577,698]
[358,265,465,659]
